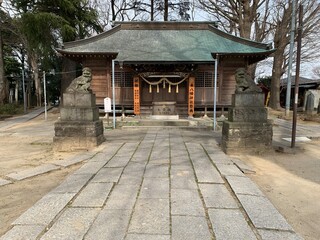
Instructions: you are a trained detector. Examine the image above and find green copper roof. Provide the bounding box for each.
[58,22,274,63]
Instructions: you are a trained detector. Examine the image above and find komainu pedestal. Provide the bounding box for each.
[221,93,273,154]
[53,92,104,151]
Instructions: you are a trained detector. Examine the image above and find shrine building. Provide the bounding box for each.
[57,21,274,118]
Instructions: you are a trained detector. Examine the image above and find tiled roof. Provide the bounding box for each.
[58,22,274,63]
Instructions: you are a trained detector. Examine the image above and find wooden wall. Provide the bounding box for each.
[79,57,249,108]
[83,58,110,105]
[219,57,247,105]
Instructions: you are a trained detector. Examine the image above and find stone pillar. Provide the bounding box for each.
[221,93,273,154]
[53,92,105,151]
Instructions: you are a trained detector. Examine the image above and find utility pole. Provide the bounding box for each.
[285,0,296,117]
[43,71,47,120]
[22,68,27,113]
[291,4,303,148]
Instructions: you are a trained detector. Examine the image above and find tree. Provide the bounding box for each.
[269,0,320,109]
[0,1,9,104]
[8,0,102,106]
[198,0,272,77]
[313,65,320,79]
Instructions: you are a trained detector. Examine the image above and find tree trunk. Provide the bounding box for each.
[269,49,285,110]
[164,0,168,21]
[111,0,116,21]
[0,30,8,104]
[151,0,154,21]
[30,53,42,106]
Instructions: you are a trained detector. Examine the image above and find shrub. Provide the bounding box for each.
[0,104,24,115]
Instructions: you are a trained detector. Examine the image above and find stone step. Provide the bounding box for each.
[138,119,190,127]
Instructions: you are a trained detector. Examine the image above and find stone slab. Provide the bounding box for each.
[41,208,100,240]
[283,136,311,142]
[119,163,145,185]
[125,234,170,240]
[84,209,131,240]
[237,194,293,231]
[199,184,238,209]
[0,225,45,240]
[89,152,114,164]
[72,182,113,207]
[139,178,169,199]
[51,173,93,193]
[206,153,234,165]
[171,215,212,240]
[258,229,303,240]
[231,158,256,174]
[53,152,94,167]
[226,176,264,196]
[106,155,132,167]
[215,163,245,177]
[6,164,60,181]
[187,144,224,184]
[13,193,75,225]
[89,142,123,162]
[128,198,170,235]
[144,164,169,178]
[170,168,197,189]
[0,178,12,186]
[73,160,106,175]
[117,142,139,154]
[171,188,205,216]
[208,209,257,240]
[91,167,123,183]
[170,149,189,159]
[123,162,146,175]
[105,184,140,210]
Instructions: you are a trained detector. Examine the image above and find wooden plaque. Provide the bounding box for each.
[133,76,140,115]
[188,77,195,117]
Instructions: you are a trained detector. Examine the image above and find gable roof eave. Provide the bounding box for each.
[208,25,273,51]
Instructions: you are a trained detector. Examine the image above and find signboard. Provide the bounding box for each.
[104,97,112,113]
[133,76,140,115]
[188,77,195,117]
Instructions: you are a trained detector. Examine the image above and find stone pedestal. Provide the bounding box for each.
[53,92,104,151]
[221,93,272,154]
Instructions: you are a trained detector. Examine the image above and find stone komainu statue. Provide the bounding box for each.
[66,67,92,93]
[235,68,262,93]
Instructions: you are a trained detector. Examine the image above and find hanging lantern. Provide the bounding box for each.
[149,84,152,93]
[176,85,179,93]
[168,84,171,93]
[163,80,166,88]
[157,84,159,93]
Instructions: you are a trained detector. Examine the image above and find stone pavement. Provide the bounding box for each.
[0,107,48,131]
[0,127,303,240]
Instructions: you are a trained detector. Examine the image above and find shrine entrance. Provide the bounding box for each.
[138,72,193,117]
[140,76,188,103]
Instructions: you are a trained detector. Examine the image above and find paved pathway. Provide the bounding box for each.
[0,127,302,240]
[0,107,47,130]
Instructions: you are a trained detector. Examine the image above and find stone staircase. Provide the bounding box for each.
[102,116,214,129]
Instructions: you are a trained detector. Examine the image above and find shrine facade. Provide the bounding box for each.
[57,21,274,117]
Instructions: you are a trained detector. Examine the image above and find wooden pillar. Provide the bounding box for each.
[133,76,140,115]
[188,76,195,117]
